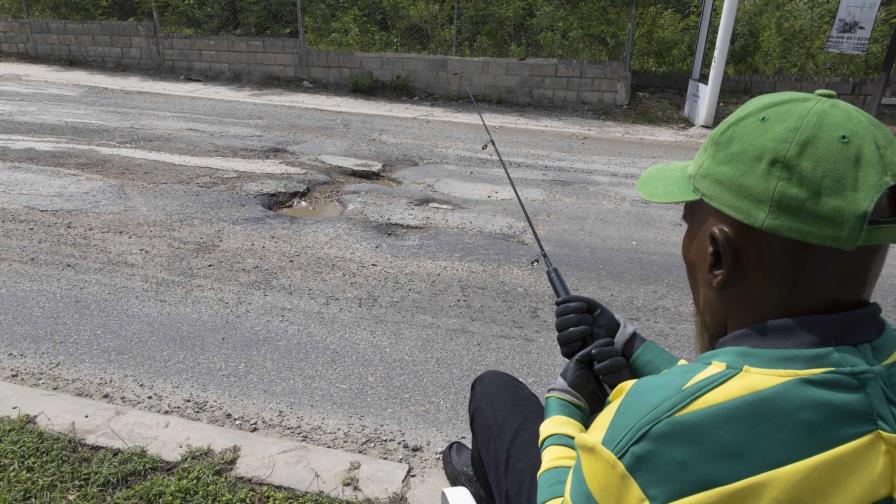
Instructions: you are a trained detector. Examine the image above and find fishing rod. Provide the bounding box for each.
[462,84,571,299]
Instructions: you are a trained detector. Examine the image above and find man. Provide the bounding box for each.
[442,89,896,503]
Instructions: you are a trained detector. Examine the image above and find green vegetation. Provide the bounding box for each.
[348,71,380,93]
[387,73,413,95]
[347,71,414,95]
[2,0,896,78]
[0,415,347,504]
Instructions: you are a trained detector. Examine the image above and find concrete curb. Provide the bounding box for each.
[0,381,408,502]
[407,467,451,503]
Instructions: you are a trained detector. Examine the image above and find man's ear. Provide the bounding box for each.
[707,225,734,289]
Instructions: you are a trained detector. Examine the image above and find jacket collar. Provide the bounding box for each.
[714,303,883,350]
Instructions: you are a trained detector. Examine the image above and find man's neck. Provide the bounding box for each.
[725,298,873,336]
[714,303,883,350]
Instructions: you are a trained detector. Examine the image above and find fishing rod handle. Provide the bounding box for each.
[547,267,571,299]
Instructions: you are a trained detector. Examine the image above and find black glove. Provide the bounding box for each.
[554,339,634,415]
[555,295,621,360]
[590,339,634,390]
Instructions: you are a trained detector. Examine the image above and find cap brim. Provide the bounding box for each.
[636,161,701,204]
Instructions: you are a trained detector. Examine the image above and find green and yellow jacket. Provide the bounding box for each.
[538,304,896,503]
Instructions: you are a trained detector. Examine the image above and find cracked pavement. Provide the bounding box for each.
[2,61,894,476]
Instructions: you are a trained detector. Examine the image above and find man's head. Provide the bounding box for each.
[680,199,888,352]
[638,90,896,352]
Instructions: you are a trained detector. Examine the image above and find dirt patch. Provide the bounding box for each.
[616,88,896,129]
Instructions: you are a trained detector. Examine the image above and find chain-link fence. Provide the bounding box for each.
[1,0,896,77]
[0,0,633,61]
[634,0,896,79]
[301,0,632,62]
[0,0,152,23]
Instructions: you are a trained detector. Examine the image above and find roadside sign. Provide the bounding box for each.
[825,0,881,54]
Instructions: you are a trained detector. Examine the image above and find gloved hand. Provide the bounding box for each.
[555,295,622,360]
[551,339,634,415]
[589,339,634,389]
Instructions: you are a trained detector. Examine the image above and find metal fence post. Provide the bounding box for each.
[295,0,309,80]
[452,0,458,55]
[869,28,896,116]
[296,0,305,47]
[623,0,637,72]
[20,0,28,17]
[150,0,164,68]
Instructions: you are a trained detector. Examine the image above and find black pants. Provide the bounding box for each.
[468,370,543,504]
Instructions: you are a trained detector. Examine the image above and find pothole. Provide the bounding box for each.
[278,182,343,218]
[373,222,425,236]
[280,200,344,218]
[275,173,399,219]
[359,178,399,188]
[411,196,459,210]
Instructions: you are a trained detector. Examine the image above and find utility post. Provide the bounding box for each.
[683,0,739,127]
[296,0,306,47]
[452,0,459,56]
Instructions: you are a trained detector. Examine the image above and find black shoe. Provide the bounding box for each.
[442,441,488,504]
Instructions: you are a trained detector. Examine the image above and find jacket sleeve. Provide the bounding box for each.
[538,378,646,504]
[536,394,588,504]
[614,320,683,378]
[628,339,683,377]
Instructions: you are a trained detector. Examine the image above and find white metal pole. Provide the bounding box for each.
[691,0,714,81]
[699,0,739,126]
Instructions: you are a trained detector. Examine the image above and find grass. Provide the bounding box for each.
[348,72,380,94]
[347,71,415,98]
[0,415,350,504]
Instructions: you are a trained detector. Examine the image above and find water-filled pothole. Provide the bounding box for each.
[275,174,399,219]
[279,200,343,218]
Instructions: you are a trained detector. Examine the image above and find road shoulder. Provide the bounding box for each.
[0,59,707,144]
[0,381,409,502]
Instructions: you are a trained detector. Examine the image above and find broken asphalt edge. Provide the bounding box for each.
[0,381,409,502]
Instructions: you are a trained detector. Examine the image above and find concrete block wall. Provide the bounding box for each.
[0,19,161,69]
[634,72,885,109]
[159,34,300,81]
[303,50,630,107]
[0,19,630,109]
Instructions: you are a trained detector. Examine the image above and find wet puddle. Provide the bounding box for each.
[278,200,343,218]
[276,175,399,219]
[364,178,399,188]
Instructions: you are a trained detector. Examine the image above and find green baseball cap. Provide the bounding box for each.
[637,90,896,250]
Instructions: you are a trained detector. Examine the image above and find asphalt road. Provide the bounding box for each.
[3,61,894,472]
